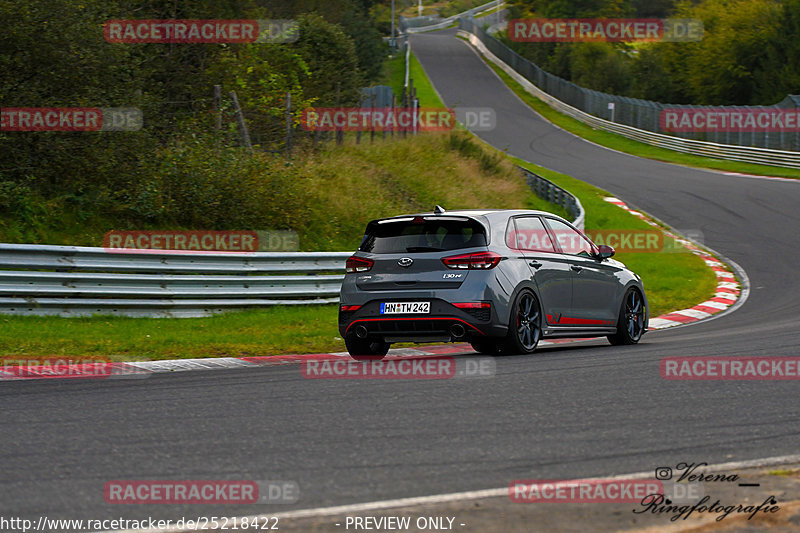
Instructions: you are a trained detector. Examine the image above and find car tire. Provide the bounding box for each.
[470,338,501,355]
[345,336,390,360]
[501,289,542,355]
[608,287,645,345]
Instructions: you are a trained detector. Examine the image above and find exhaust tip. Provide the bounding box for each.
[354,325,369,339]
[450,323,466,339]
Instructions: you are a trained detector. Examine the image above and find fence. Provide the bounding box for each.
[459,17,800,160]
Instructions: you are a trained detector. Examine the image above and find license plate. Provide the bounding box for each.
[380,301,430,314]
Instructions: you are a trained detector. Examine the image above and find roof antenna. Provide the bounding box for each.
[434,205,446,215]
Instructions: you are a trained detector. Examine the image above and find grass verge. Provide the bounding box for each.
[409,51,445,107]
[0,307,343,360]
[377,51,405,95]
[376,50,444,109]
[0,133,565,360]
[0,49,721,361]
[0,155,718,360]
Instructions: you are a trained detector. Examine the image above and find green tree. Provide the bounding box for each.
[264,0,386,82]
[509,0,632,18]
[629,47,680,102]
[292,14,364,106]
[0,0,156,197]
[680,0,784,104]
[569,42,632,94]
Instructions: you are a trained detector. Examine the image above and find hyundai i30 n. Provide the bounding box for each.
[338,208,648,359]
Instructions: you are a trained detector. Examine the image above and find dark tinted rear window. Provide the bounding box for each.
[359,217,488,254]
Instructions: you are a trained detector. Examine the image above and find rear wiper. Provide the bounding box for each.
[405,246,443,252]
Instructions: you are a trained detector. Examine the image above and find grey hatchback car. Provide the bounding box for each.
[338,207,648,359]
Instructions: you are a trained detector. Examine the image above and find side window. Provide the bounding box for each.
[506,216,556,252]
[545,218,596,257]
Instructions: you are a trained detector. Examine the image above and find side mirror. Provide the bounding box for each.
[596,244,615,260]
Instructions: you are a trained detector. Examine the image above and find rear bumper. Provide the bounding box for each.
[339,298,505,343]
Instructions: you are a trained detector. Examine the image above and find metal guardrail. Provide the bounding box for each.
[0,244,349,317]
[459,21,800,167]
[403,0,503,34]
[520,166,585,231]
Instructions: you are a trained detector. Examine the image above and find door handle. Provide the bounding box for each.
[570,265,583,272]
[529,260,542,269]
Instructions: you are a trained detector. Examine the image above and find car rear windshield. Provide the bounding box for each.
[359,217,488,254]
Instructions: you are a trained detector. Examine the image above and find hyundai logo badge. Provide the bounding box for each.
[398,257,414,268]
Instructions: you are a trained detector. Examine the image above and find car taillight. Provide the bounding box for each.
[346,256,373,273]
[442,251,501,270]
[340,304,362,312]
[453,302,491,309]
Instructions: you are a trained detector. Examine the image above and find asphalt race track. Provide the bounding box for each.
[2,28,800,531]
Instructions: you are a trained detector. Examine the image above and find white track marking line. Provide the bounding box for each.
[670,308,712,320]
[104,454,800,533]
[648,318,684,329]
[698,300,730,310]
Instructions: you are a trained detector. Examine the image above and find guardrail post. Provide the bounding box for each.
[229,91,252,151]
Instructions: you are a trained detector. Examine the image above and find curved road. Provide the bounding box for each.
[411,29,800,357]
[2,28,799,530]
